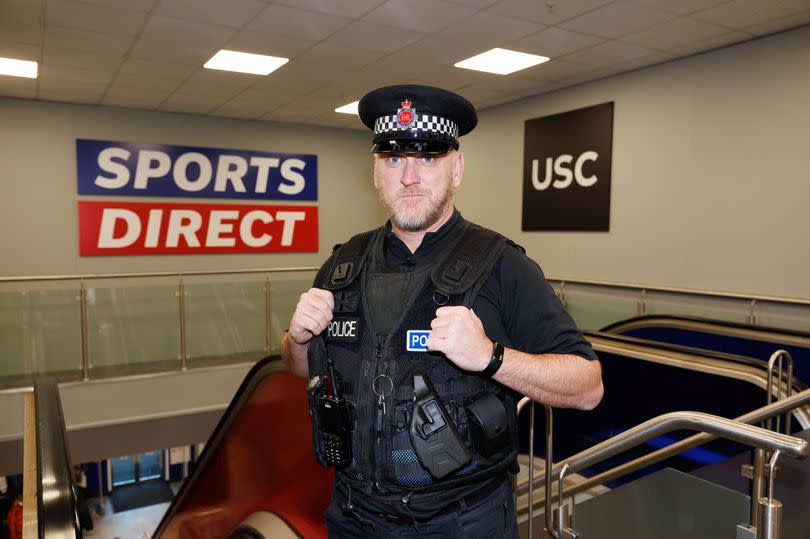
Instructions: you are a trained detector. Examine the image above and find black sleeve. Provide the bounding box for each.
[475,245,598,361]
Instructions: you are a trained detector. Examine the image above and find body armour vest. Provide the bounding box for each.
[307,222,521,509]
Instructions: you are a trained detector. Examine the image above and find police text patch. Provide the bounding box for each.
[327,317,360,342]
[406,330,431,352]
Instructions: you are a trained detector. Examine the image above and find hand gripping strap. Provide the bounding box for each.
[430,223,509,301]
[320,228,379,291]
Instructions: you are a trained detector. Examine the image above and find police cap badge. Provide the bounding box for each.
[358,84,477,154]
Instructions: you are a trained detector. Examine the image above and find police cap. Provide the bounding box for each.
[358,84,477,154]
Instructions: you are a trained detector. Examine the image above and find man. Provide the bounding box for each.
[281,85,602,538]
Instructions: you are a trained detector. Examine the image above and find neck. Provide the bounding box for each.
[390,205,454,253]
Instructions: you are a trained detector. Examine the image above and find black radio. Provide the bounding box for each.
[317,394,352,467]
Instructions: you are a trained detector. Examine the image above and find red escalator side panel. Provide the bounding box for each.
[160,371,333,538]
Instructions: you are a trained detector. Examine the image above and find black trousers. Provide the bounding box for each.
[325,479,519,539]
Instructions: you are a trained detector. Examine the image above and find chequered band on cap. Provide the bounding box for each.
[373,114,459,139]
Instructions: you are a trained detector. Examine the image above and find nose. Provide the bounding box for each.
[400,157,420,186]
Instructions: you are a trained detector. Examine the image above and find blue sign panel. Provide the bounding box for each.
[77,139,317,201]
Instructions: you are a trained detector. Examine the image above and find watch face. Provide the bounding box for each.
[308,374,322,390]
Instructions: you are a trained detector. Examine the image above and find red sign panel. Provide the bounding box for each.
[78,201,318,256]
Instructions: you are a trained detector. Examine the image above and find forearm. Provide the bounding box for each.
[492,348,603,410]
[280,331,310,379]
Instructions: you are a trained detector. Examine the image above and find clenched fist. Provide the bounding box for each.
[287,288,334,345]
[426,306,492,372]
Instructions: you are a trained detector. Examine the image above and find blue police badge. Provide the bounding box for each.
[397,99,416,127]
[406,330,430,352]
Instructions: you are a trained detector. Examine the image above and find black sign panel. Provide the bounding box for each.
[522,102,613,231]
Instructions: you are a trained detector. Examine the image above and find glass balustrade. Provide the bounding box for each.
[1,271,807,388]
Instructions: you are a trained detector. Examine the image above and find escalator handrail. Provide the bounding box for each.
[586,332,810,427]
[34,378,81,539]
[516,386,810,505]
[600,314,810,346]
[152,356,287,539]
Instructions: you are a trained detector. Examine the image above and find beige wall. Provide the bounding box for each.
[0,99,383,276]
[2,25,809,300]
[458,25,810,299]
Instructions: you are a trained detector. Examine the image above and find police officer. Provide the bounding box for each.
[281,84,603,538]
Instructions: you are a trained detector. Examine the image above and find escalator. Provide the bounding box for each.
[152,357,332,539]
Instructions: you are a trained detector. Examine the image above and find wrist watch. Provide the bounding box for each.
[481,341,504,377]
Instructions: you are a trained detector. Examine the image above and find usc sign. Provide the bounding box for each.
[522,103,613,231]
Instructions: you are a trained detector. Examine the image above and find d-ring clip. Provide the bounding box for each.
[372,374,393,398]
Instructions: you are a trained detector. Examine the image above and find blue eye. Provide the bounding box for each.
[388,156,402,165]
[421,156,434,164]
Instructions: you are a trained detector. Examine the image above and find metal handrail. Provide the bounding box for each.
[547,277,810,307]
[588,334,810,428]
[516,387,810,506]
[0,266,320,283]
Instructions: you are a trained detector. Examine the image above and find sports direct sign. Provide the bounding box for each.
[76,139,319,255]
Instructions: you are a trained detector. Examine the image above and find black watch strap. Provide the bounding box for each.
[482,341,504,377]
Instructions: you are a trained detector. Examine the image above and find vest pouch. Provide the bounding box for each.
[465,392,509,457]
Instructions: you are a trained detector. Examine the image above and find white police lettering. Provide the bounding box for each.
[96,208,305,249]
[93,148,308,195]
[328,319,359,340]
[406,330,430,352]
[531,151,599,191]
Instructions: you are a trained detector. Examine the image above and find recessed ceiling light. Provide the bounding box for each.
[454,48,549,75]
[203,50,289,76]
[0,57,38,78]
[335,101,359,115]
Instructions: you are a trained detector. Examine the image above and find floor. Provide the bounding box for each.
[83,482,179,539]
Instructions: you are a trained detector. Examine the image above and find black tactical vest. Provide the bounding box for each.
[308,222,520,507]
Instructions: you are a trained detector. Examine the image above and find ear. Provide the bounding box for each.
[452,152,464,188]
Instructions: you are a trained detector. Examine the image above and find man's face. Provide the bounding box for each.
[372,151,464,232]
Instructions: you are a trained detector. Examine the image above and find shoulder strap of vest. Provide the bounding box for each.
[318,228,380,291]
[430,222,509,300]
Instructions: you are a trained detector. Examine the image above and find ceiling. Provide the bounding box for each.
[1,0,809,129]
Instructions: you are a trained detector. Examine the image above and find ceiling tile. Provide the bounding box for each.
[558,1,677,39]
[139,15,235,49]
[439,12,544,49]
[744,8,810,35]
[507,27,605,58]
[667,29,752,56]
[42,48,125,71]
[117,58,197,81]
[39,63,113,85]
[104,80,175,100]
[363,0,477,33]
[43,26,132,56]
[444,0,499,7]
[45,0,147,36]
[692,0,810,30]
[631,0,731,15]
[39,79,107,103]
[390,37,485,67]
[0,76,38,99]
[0,41,41,62]
[0,0,43,45]
[273,0,386,18]
[101,94,165,110]
[620,16,736,51]
[172,75,253,100]
[561,40,661,66]
[484,0,615,25]
[77,0,156,12]
[159,94,219,115]
[218,87,296,110]
[246,4,351,41]
[155,0,266,28]
[316,21,424,55]
[224,29,317,58]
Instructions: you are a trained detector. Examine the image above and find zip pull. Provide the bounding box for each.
[372,374,393,434]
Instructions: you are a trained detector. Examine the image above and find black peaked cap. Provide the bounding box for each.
[358,84,478,154]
